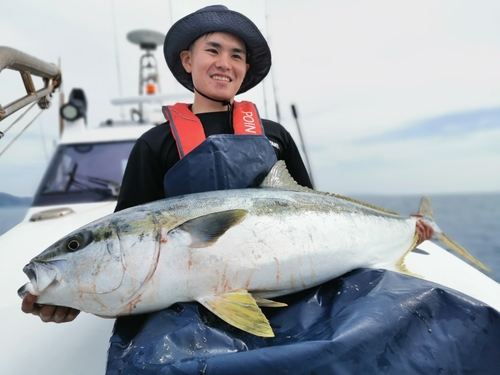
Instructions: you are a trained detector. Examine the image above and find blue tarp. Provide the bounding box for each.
[107,268,500,374]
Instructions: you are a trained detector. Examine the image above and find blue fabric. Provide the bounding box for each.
[107,268,500,374]
[163,134,277,198]
[109,129,500,373]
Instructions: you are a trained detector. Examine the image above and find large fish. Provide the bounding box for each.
[18,161,486,337]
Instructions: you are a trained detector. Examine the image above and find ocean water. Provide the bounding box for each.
[353,193,500,283]
[0,206,29,235]
[1,193,499,282]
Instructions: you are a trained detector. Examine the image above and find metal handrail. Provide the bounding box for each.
[0,46,62,121]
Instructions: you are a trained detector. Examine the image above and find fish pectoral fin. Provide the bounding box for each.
[173,209,248,248]
[198,289,275,337]
[255,297,288,308]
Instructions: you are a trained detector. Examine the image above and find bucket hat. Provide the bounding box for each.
[164,5,271,95]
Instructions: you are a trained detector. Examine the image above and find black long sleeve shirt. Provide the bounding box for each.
[115,111,312,212]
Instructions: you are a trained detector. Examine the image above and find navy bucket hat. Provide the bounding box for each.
[164,5,272,95]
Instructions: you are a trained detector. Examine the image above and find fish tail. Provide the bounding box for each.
[418,196,489,272]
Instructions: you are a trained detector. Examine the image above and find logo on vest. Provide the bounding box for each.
[242,111,257,134]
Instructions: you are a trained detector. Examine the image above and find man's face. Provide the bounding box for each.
[180,32,250,102]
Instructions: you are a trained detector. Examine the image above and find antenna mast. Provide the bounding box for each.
[291,104,315,187]
[126,29,164,122]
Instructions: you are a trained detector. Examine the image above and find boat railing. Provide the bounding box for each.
[0,46,61,122]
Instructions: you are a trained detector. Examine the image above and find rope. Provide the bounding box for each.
[0,102,38,139]
[0,105,44,157]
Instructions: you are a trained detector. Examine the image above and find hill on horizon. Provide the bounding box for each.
[0,192,32,207]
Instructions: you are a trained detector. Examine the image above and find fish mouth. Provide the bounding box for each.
[17,260,66,299]
[23,263,37,283]
[17,284,31,299]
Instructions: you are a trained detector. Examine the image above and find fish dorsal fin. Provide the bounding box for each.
[260,160,312,192]
[198,289,275,337]
[173,209,247,248]
[261,161,398,215]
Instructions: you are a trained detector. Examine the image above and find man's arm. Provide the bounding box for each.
[115,138,166,212]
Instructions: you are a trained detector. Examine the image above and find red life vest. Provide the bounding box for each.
[162,101,264,159]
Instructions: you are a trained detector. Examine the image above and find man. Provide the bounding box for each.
[114,5,312,210]
[22,4,432,329]
[21,4,312,324]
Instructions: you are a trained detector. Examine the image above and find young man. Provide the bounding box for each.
[114,5,312,211]
[22,4,432,328]
[20,3,312,324]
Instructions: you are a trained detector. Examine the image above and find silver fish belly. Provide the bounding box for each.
[20,162,483,337]
[18,186,416,336]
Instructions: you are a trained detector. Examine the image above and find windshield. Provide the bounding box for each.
[33,141,135,206]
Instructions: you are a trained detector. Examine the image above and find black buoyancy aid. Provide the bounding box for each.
[161,101,277,197]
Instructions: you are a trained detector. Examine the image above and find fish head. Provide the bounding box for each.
[17,211,163,313]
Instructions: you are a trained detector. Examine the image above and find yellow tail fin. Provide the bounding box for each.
[418,196,489,272]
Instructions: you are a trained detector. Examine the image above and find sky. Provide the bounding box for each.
[1,0,500,197]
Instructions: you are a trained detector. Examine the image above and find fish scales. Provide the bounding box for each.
[19,187,416,313]
[25,162,482,336]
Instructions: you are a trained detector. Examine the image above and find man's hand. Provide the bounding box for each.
[21,294,80,323]
[412,214,434,247]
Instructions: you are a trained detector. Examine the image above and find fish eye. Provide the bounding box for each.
[66,235,83,252]
[63,231,94,252]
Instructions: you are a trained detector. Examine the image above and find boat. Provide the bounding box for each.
[0,31,188,374]
[1,32,500,374]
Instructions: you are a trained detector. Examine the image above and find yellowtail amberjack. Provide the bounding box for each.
[18,161,486,337]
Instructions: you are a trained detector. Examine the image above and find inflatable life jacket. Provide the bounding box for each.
[163,101,266,158]
[161,101,277,197]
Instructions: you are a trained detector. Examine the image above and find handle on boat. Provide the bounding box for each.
[0,46,62,121]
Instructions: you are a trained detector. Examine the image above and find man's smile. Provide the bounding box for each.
[211,75,232,82]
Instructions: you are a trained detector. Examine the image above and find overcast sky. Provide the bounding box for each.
[1,0,500,197]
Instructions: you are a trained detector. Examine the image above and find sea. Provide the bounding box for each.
[1,193,499,283]
[0,206,30,235]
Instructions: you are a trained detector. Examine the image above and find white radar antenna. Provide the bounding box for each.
[126,29,165,121]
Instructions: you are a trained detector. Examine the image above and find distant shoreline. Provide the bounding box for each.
[0,192,32,207]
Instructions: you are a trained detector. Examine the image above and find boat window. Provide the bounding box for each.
[32,141,135,206]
